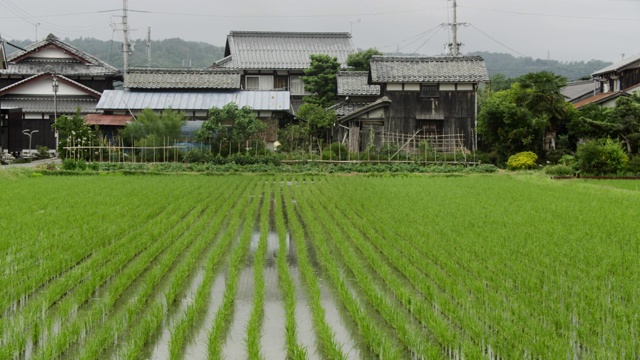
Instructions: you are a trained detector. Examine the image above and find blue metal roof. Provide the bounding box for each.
[97,90,291,111]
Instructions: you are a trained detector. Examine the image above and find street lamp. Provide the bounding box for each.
[22,129,39,157]
[52,74,59,150]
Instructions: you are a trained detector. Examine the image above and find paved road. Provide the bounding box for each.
[1,158,61,168]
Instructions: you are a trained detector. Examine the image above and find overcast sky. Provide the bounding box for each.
[1,0,639,63]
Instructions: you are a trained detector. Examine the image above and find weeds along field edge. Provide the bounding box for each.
[1,173,639,359]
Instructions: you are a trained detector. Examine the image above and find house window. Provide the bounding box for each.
[246,76,260,90]
[420,85,439,97]
[290,76,308,95]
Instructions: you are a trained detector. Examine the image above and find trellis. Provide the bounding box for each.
[381,130,468,161]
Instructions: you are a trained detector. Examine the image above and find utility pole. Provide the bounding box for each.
[122,0,131,72]
[146,27,151,68]
[446,0,466,56]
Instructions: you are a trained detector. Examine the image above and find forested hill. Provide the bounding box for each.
[5,37,611,79]
[467,51,611,80]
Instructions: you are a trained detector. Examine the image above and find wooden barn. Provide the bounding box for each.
[336,56,489,153]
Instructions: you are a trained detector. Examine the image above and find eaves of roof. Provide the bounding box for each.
[337,97,391,123]
[573,91,628,109]
[0,73,102,98]
[592,53,640,76]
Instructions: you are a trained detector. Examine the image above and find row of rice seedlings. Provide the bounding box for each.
[281,180,347,360]
[75,181,240,360]
[1,188,204,360]
[329,177,546,356]
[116,194,232,360]
[288,181,403,359]
[273,183,308,359]
[30,194,210,360]
[0,186,192,352]
[0,177,185,312]
[167,178,259,359]
[296,184,435,360]
[245,187,271,359]
[313,182,487,358]
[207,180,266,359]
[310,189,474,359]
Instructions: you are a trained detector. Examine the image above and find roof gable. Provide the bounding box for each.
[592,53,640,77]
[215,31,355,70]
[125,68,241,89]
[0,41,6,70]
[3,34,119,76]
[370,56,490,84]
[0,73,102,98]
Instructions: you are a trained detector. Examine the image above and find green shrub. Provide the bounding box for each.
[576,138,628,175]
[62,158,76,170]
[544,165,574,176]
[625,156,640,175]
[545,149,573,164]
[321,142,349,160]
[506,151,538,170]
[35,146,50,160]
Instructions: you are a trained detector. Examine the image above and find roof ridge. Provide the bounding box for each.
[371,55,484,62]
[229,31,351,38]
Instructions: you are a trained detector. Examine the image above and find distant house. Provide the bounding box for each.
[95,68,290,148]
[592,53,640,94]
[0,34,121,153]
[336,56,489,153]
[562,80,597,104]
[212,31,356,111]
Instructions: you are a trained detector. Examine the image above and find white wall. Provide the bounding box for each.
[6,78,88,96]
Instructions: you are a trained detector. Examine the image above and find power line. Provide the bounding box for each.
[460,5,640,22]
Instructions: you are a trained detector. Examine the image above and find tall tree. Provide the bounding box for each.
[346,48,383,71]
[302,54,341,108]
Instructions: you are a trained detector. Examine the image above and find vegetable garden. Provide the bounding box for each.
[1,173,639,359]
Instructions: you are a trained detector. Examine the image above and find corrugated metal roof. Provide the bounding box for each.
[214,31,355,70]
[562,80,596,102]
[97,90,291,111]
[125,68,241,89]
[337,71,380,96]
[592,53,640,76]
[573,91,628,109]
[370,56,490,83]
[0,96,98,113]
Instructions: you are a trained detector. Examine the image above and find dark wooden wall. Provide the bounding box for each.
[382,89,476,149]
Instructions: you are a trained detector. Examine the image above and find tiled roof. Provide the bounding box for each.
[0,41,6,70]
[370,56,489,83]
[97,90,291,112]
[2,34,120,77]
[592,53,640,76]
[573,91,628,109]
[336,97,391,123]
[328,101,376,117]
[337,71,380,96]
[125,68,241,89]
[0,96,99,113]
[214,31,355,70]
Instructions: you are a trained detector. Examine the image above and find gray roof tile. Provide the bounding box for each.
[2,34,120,77]
[125,68,241,89]
[215,31,355,70]
[337,71,380,96]
[370,56,489,83]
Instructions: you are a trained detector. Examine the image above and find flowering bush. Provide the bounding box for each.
[506,151,538,170]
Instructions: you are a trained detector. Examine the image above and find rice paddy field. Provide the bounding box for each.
[1,172,639,359]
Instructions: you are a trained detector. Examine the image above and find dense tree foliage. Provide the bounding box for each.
[478,71,578,163]
[195,103,266,154]
[346,48,383,71]
[121,108,186,147]
[52,108,97,158]
[574,93,640,154]
[302,54,341,108]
